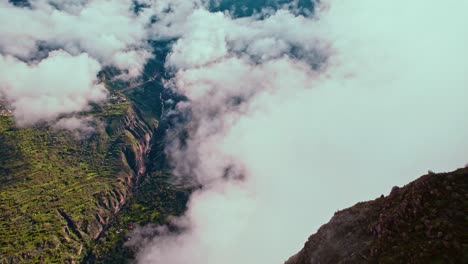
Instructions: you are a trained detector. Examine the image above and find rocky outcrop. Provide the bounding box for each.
[286,168,468,264]
[53,103,158,249]
[120,105,154,180]
[84,105,157,240]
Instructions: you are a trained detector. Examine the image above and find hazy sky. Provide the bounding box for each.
[1,0,467,263]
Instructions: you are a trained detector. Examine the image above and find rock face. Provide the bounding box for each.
[82,104,156,241]
[286,168,468,264]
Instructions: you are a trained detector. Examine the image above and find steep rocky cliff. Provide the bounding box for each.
[84,103,156,241]
[286,168,468,264]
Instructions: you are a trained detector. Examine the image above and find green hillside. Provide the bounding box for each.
[0,87,156,263]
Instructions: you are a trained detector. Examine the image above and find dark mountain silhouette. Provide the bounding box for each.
[286,168,468,264]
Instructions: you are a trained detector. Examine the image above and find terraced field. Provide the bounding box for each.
[0,92,154,263]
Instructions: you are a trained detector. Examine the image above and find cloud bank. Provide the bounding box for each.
[0,0,153,127]
[0,50,106,125]
[0,0,151,71]
[134,0,468,264]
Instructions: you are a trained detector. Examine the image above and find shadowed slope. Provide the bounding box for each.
[286,168,468,264]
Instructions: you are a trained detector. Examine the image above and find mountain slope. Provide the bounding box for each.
[0,38,184,263]
[0,93,155,263]
[286,168,468,264]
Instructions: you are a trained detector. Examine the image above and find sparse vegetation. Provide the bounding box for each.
[86,171,191,263]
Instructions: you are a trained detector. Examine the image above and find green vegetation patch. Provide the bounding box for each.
[0,97,147,263]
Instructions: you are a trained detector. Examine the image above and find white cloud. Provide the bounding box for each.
[163,8,326,69]
[146,0,209,40]
[167,10,229,69]
[0,50,107,125]
[54,116,96,137]
[0,0,154,127]
[136,0,468,264]
[0,0,151,75]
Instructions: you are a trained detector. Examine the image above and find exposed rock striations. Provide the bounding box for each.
[0,98,158,263]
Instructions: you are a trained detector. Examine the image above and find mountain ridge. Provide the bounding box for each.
[286,168,468,264]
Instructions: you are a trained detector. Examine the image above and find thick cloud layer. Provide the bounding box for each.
[0,50,107,125]
[135,0,468,264]
[0,0,152,127]
[0,0,151,73]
